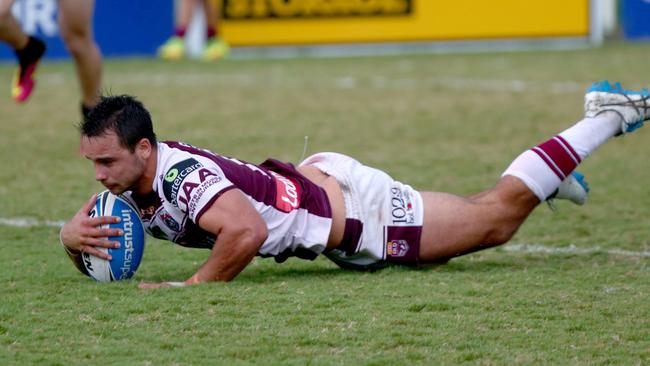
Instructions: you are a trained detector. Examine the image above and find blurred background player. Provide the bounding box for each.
[0,0,102,115]
[157,0,229,61]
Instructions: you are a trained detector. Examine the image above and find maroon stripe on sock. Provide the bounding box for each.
[174,28,186,37]
[531,147,565,180]
[535,137,579,178]
[554,135,582,164]
[207,26,217,39]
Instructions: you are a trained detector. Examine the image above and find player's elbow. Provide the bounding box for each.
[236,220,268,254]
[249,221,268,249]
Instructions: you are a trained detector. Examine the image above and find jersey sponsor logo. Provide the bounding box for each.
[223,0,412,20]
[165,169,179,182]
[186,174,222,217]
[162,158,203,205]
[163,160,223,216]
[390,187,414,224]
[386,239,409,258]
[269,171,301,213]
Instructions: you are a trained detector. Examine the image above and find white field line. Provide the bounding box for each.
[504,243,650,258]
[37,72,584,93]
[0,217,65,228]
[1,216,649,258]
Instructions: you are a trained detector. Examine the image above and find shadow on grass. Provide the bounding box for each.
[137,261,348,283]
[137,250,590,283]
[239,253,571,282]
[239,265,353,283]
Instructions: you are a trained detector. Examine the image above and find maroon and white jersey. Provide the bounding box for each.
[127,141,333,262]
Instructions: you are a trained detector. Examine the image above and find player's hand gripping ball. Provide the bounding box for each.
[80,191,146,282]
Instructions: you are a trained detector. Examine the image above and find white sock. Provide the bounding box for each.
[503,150,563,200]
[503,113,620,200]
[558,112,622,159]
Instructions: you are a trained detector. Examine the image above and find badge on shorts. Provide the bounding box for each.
[385,226,422,265]
[386,239,410,257]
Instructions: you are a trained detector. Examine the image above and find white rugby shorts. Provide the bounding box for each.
[300,152,424,270]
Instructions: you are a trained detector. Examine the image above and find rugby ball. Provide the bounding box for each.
[81,190,146,282]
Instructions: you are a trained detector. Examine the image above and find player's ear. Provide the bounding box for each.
[135,138,152,158]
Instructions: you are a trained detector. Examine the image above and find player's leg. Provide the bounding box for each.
[418,176,538,261]
[200,0,229,61]
[203,0,216,35]
[158,0,197,60]
[419,81,650,262]
[0,0,26,48]
[0,0,46,103]
[57,0,102,113]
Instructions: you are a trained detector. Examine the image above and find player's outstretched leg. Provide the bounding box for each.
[505,80,650,204]
[11,36,46,103]
[418,81,649,263]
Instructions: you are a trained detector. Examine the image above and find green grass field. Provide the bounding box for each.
[1,42,650,365]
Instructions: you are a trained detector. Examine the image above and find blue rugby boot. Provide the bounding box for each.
[585,81,650,134]
[547,171,590,210]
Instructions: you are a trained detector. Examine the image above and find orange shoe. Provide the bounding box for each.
[11,36,46,103]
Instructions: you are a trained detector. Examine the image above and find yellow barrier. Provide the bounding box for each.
[212,0,590,46]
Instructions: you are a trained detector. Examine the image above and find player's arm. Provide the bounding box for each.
[59,194,122,262]
[139,188,268,288]
[191,188,268,282]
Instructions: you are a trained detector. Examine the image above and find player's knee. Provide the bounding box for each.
[59,29,92,55]
[60,33,80,52]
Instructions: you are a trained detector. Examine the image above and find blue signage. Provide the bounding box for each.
[0,0,174,60]
[622,0,650,40]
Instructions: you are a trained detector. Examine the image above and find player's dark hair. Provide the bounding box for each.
[79,95,157,152]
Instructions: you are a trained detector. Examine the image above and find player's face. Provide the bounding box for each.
[80,131,148,195]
